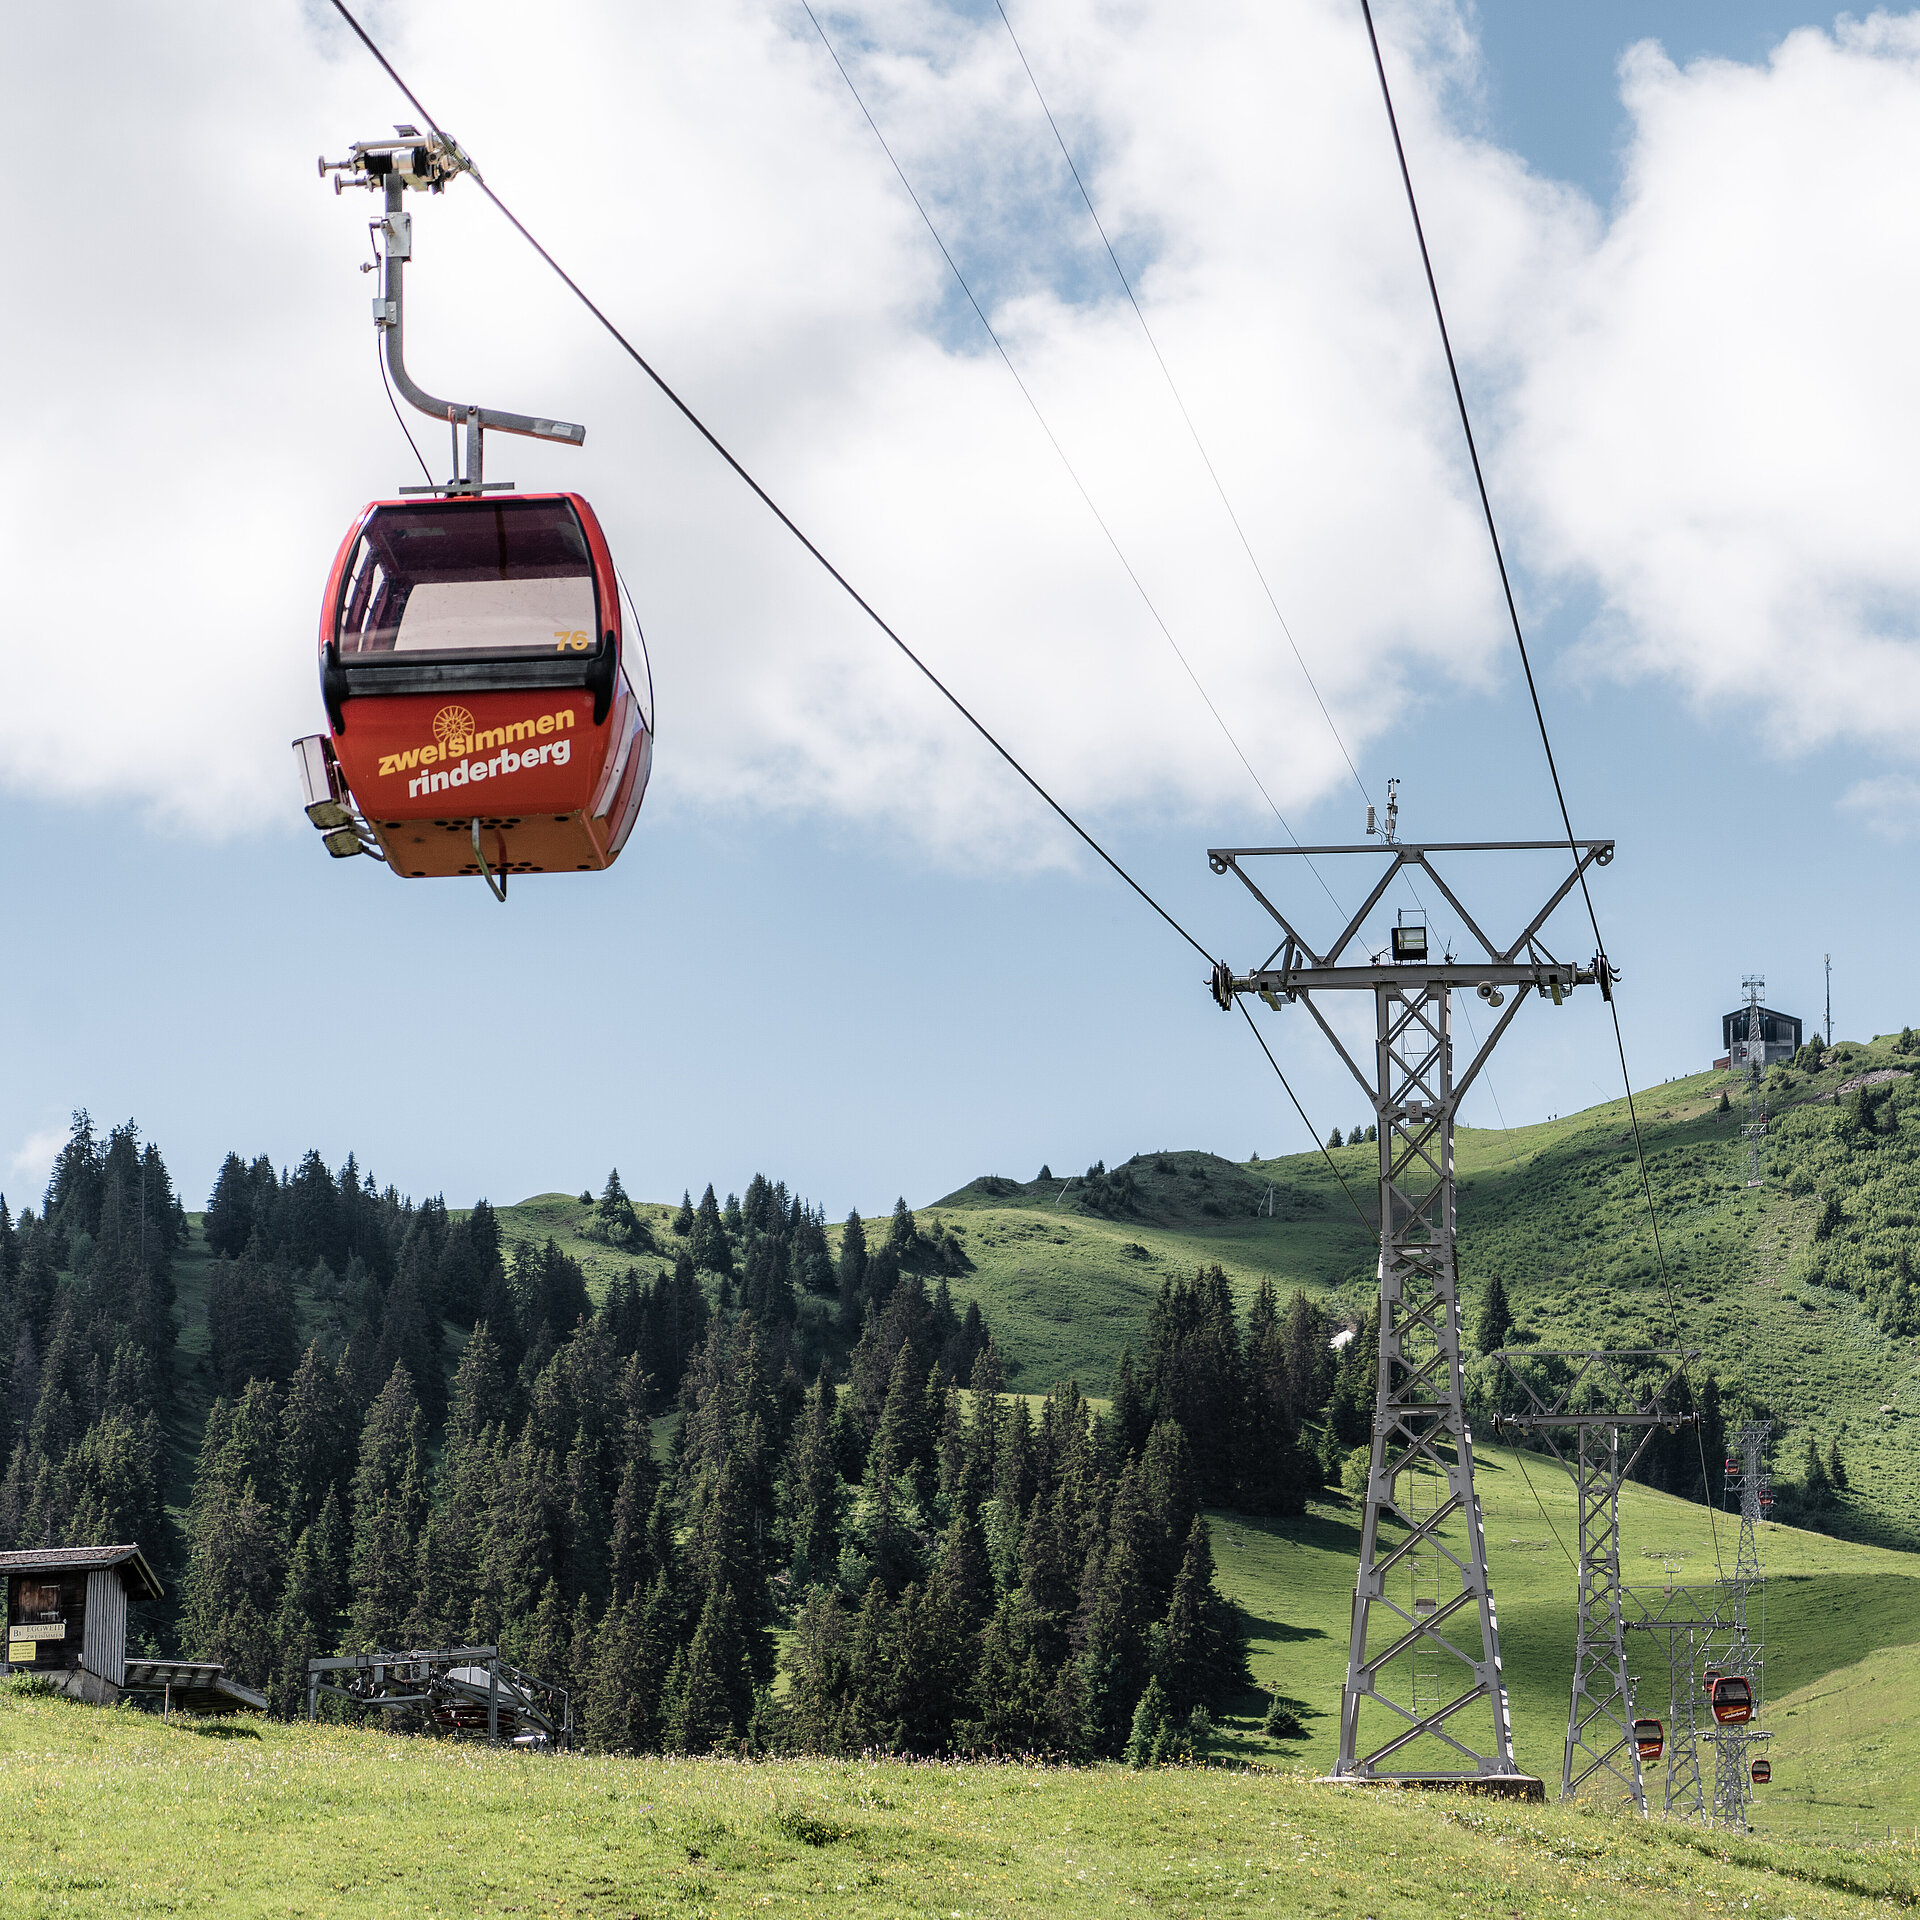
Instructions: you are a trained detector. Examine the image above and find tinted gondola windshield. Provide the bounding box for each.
[336,498,600,656]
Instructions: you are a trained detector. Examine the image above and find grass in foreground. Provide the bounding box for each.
[4,1686,1919,1918]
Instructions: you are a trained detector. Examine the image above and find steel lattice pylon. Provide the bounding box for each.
[1493,1348,1697,1808]
[1566,1422,1638,1800]
[1347,982,1511,1782]
[1207,835,1615,1789]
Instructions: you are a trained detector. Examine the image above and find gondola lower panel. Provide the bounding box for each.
[336,685,650,877]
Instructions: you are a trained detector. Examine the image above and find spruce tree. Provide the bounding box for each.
[1802,1432,1832,1509]
[665,1584,745,1752]
[271,1489,347,1716]
[180,1393,287,1688]
[1154,1519,1249,1716]
[595,1171,639,1247]
[348,1364,429,1650]
[779,1368,845,1590]
[585,1575,675,1754]
[1111,1347,1150,1460]
[203,1154,256,1259]
[1079,1529,1153,1757]
[208,1233,299,1395]
[871,1344,933,1506]
[560,1436,611,1612]
[1123,1674,1176,1766]
[836,1212,868,1320]
[690,1186,732,1277]
[411,1337,508,1644]
[1138,1421,1200,1590]
[61,1409,165,1556]
[1276,1289,1329,1428]
[1474,1272,1515,1356]
[521,1577,570,1683]
[478,1430,559,1652]
[281,1343,353,1534]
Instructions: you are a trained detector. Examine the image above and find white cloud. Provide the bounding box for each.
[5,1127,64,1210]
[1839,771,1920,838]
[5,2,1920,859]
[1508,14,1920,755]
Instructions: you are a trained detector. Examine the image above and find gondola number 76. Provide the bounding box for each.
[554,630,590,651]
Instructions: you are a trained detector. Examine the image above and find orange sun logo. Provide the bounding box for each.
[432,705,475,750]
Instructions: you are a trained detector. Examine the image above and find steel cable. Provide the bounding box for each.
[325,0,1219,968]
[798,1,1341,912]
[1356,0,1719,1564]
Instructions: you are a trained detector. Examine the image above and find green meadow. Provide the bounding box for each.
[5,1682,1919,1919]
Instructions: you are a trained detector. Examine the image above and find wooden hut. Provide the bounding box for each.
[2,1544,163,1704]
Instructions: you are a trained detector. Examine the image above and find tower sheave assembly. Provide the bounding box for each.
[1208,831,1615,1789]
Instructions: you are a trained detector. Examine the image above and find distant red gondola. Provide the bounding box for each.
[1708,1674,1753,1726]
[1633,1716,1664,1762]
[1750,1757,1772,1784]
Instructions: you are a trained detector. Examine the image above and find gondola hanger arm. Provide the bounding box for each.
[322,132,584,493]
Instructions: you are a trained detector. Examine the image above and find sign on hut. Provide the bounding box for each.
[1,1544,264,1713]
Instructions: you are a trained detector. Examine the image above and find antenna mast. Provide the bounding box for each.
[1739,977,1768,1189]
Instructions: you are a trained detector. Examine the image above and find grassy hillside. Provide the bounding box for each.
[311,1035,1909,1560]
[599,1035,1919,1548]
[5,1680,1918,1919]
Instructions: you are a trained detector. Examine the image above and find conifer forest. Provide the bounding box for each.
[0,1114,1320,1759]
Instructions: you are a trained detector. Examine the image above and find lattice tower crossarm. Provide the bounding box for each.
[1492,1349,1699,1810]
[1207,837,1615,1789]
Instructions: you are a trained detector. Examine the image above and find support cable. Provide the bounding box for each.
[324,0,1214,967]
[330,1,1394,1190]
[1239,1000,1374,1237]
[799,2,1342,913]
[993,0,1372,810]
[375,331,435,489]
[1510,1435,1578,1572]
[1358,0,1719,1567]
[992,2,1557,1172]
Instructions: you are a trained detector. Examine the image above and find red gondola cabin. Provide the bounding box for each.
[1708,1674,1753,1725]
[1633,1717,1664,1762]
[1750,1758,1771,1784]
[312,492,650,880]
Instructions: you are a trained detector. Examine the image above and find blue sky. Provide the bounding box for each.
[3,1,1913,1219]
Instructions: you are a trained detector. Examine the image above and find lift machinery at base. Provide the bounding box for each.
[305,1645,570,1749]
[293,130,651,899]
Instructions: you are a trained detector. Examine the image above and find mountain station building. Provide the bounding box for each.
[1716,1005,1802,1072]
